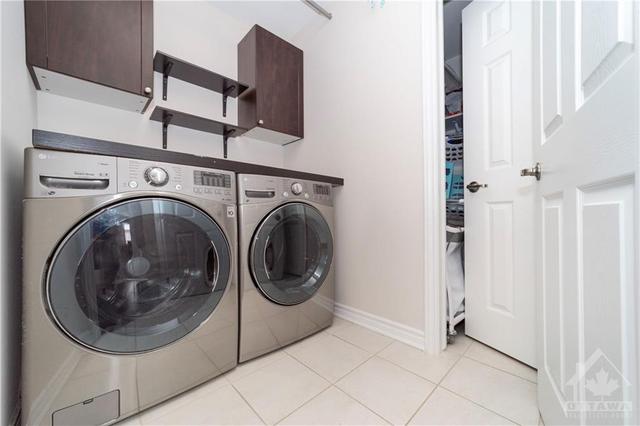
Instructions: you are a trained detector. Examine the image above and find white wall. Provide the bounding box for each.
[0,1,38,423]
[286,1,426,331]
[37,1,285,167]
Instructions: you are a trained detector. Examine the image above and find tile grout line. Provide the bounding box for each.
[326,321,396,355]
[462,352,538,384]
[437,349,465,385]
[370,353,443,386]
[274,385,392,426]
[321,327,399,425]
[438,350,532,425]
[326,326,475,424]
[331,352,439,425]
[284,330,375,361]
[138,376,233,425]
[233,323,389,424]
[329,331,394,355]
[229,382,270,425]
[435,384,523,425]
[285,344,373,385]
[403,348,466,425]
[447,334,538,386]
[271,380,333,425]
[374,349,460,386]
[274,386,333,426]
[329,384,398,426]
[228,352,287,385]
[456,337,538,384]
[252,351,333,425]
[331,386,394,426]
[403,381,439,425]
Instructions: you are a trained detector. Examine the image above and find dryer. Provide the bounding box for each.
[22,148,238,425]
[237,174,335,362]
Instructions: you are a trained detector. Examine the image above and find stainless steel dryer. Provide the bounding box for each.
[238,174,335,362]
[22,148,238,425]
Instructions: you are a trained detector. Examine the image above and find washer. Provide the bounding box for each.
[237,174,335,362]
[22,148,238,425]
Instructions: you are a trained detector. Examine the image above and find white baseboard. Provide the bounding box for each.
[334,302,425,350]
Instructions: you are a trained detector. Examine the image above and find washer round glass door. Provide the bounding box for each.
[47,198,231,354]
[250,202,333,305]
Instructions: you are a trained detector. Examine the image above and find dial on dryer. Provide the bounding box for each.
[290,182,303,195]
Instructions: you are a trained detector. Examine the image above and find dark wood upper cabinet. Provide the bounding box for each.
[238,25,303,144]
[25,0,153,113]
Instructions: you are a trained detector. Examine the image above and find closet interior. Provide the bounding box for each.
[443,0,470,341]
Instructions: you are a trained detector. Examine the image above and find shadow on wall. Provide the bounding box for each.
[1,1,38,424]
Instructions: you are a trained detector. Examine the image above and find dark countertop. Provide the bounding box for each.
[32,129,344,186]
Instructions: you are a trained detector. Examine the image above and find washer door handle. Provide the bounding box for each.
[205,241,218,288]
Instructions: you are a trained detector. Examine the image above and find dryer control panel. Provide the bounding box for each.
[238,174,333,207]
[117,158,235,203]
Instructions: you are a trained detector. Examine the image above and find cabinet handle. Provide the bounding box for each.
[144,87,152,95]
[258,119,264,125]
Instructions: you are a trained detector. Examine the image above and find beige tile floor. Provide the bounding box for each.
[120,318,540,425]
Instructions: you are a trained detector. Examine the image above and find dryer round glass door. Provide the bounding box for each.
[250,202,333,305]
[47,198,231,354]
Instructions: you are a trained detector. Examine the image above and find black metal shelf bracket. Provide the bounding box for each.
[223,127,235,159]
[162,110,173,149]
[162,61,174,101]
[222,83,236,118]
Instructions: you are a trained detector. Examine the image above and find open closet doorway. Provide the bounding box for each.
[442,0,467,348]
[435,0,639,423]
[442,0,537,367]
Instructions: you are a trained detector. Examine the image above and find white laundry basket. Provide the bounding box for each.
[446,225,465,337]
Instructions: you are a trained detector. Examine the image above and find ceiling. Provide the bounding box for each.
[210,1,329,41]
[443,0,472,60]
[211,0,469,60]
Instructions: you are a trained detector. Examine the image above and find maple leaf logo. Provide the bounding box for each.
[585,369,619,398]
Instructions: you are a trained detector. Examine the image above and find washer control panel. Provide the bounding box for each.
[118,158,235,203]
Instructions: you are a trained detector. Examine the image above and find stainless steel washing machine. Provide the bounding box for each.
[22,148,238,425]
[237,174,335,362]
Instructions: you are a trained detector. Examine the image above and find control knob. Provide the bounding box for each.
[291,182,303,195]
[144,167,169,187]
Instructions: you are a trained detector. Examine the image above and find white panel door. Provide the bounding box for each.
[533,1,638,424]
[462,0,536,366]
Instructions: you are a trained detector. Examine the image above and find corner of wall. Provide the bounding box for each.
[1,1,38,424]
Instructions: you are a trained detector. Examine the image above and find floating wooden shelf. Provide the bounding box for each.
[32,129,345,186]
[149,107,247,158]
[153,51,248,117]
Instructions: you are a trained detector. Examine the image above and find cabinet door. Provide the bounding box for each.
[256,27,304,138]
[45,1,145,95]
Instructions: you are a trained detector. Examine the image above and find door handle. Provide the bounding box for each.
[520,162,542,181]
[466,181,487,193]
